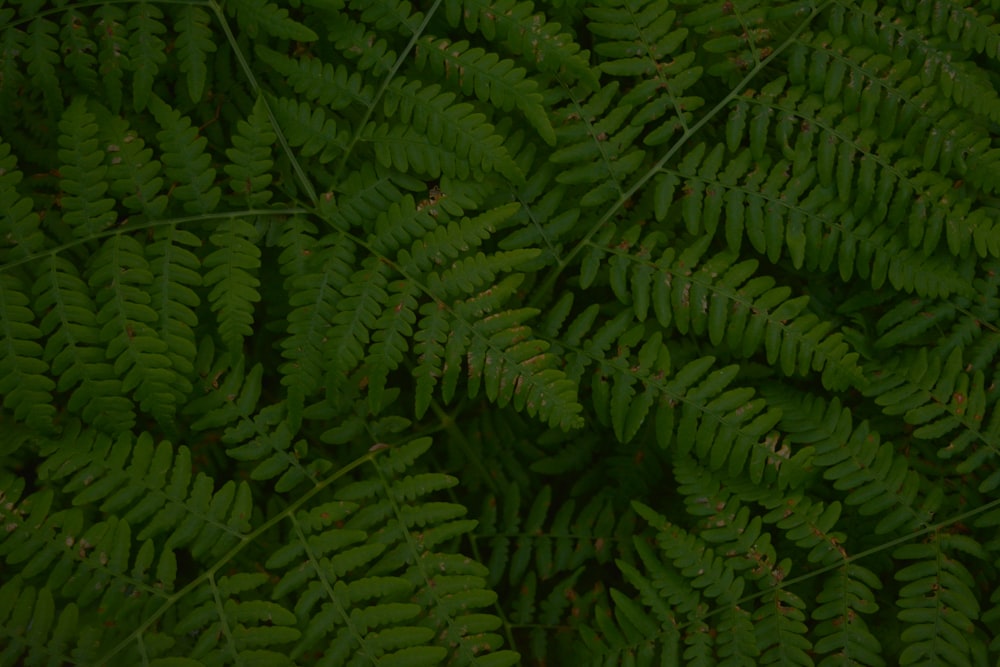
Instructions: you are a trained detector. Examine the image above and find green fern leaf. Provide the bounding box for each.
[447,0,598,90]
[812,565,884,667]
[0,24,27,118]
[59,8,100,95]
[277,221,347,425]
[329,17,398,75]
[224,95,276,208]
[227,0,318,41]
[379,79,525,183]
[412,299,449,419]
[0,576,80,666]
[269,94,347,164]
[175,572,300,663]
[255,45,373,110]
[325,258,390,380]
[585,0,701,140]
[149,94,221,214]
[450,283,583,429]
[127,2,167,112]
[0,141,45,264]
[101,115,168,220]
[147,224,201,396]
[203,216,262,357]
[174,5,217,103]
[348,0,424,36]
[34,255,136,432]
[415,36,556,146]
[894,536,985,666]
[88,233,178,423]
[550,82,646,207]
[755,587,814,666]
[58,97,117,238]
[24,16,61,119]
[0,273,55,430]
[366,280,418,412]
[94,5,129,113]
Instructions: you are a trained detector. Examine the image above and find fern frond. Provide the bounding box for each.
[127,2,166,112]
[94,5,129,113]
[100,115,168,221]
[255,45,373,110]
[326,162,415,233]
[176,571,301,664]
[0,141,45,264]
[24,16,61,119]
[412,299,450,419]
[89,233,178,423]
[226,0,318,41]
[174,5,217,103]
[224,400,324,495]
[203,216,262,357]
[379,78,525,183]
[45,429,252,560]
[59,8,99,96]
[603,501,755,663]
[754,587,813,666]
[0,575,82,666]
[58,97,117,239]
[224,95,276,208]
[265,438,518,665]
[812,564,884,667]
[150,94,221,215]
[446,0,599,90]
[448,278,584,429]
[586,0,704,146]
[34,254,136,432]
[278,221,352,425]
[348,0,424,36]
[655,133,976,297]
[550,82,647,207]
[269,94,348,165]
[473,481,629,665]
[324,257,390,382]
[772,388,937,536]
[329,16,398,75]
[840,0,1000,123]
[147,224,201,397]
[894,535,987,666]
[0,23,28,120]
[585,227,865,389]
[415,36,556,146]
[0,273,55,430]
[365,280,419,412]
[555,304,782,475]
[864,347,1000,494]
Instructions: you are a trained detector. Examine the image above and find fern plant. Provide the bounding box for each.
[2,0,1000,664]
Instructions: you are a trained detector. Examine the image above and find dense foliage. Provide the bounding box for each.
[2,0,1000,664]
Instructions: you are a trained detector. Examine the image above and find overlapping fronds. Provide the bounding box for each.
[3,0,1000,664]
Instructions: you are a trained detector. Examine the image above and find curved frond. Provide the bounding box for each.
[415,36,556,145]
[4,1,1000,664]
[225,0,318,41]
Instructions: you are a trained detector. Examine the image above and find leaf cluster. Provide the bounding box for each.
[3,0,1000,665]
